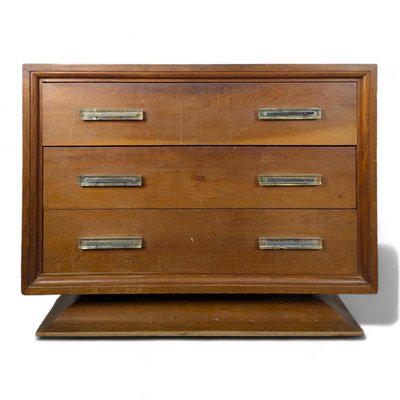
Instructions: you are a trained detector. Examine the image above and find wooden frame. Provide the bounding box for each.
[22,64,377,295]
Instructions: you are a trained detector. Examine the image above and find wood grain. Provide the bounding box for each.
[43,209,357,275]
[43,146,356,209]
[36,294,363,337]
[22,64,377,296]
[21,66,42,292]
[24,63,377,80]
[42,82,357,145]
[357,69,378,291]
[26,273,375,295]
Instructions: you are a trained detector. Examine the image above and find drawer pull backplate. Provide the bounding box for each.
[258,174,321,186]
[259,237,322,250]
[79,237,143,250]
[258,108,322,120]
[80,109,144,121]
[79,176,142,187]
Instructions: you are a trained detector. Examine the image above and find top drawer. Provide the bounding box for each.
[41,82,357,146]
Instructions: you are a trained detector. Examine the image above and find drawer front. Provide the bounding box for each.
[43,146,356,209]
[42,82,357,145]
[43,210,357,275]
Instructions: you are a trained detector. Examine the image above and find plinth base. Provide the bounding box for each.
[36,294,363,337]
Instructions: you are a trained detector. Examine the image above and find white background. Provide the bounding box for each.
[0,1,398,399]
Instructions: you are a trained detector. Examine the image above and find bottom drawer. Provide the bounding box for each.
[43,210,357,275]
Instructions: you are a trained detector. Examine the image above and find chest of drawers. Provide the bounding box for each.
[22,64,377,337]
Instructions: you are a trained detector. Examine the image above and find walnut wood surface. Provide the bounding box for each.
[25,64,376,73]
[42,82,357,145]
[22,67,42,291]
[36,294,363,337]
[43,209,357,275]
[22,64,377,296]
[28,273,374,295]
[357,70,378,291]
[44,146,356,209]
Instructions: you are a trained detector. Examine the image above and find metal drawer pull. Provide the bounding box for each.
[79,237,143,250]
[259,237,322,250]
[79,175,142,187]
[258,174,321,186]
[80,109,144,121]
[258,108,322,120]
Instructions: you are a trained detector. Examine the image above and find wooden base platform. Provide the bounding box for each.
[36,294,363,337]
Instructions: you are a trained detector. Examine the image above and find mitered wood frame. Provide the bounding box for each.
[22,64,377,295]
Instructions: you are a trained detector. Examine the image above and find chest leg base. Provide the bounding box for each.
[36,294,363,337]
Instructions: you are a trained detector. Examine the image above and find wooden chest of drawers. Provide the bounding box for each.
[22,64,377,337]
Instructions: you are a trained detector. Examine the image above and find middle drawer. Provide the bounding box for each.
[43,146,355,209]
